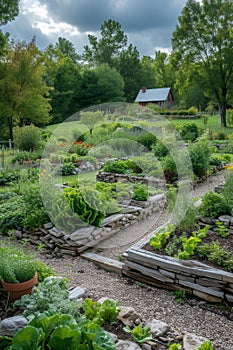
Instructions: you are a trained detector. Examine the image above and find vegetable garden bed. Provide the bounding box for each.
[123,219,233,303]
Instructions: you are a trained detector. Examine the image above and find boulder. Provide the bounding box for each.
[0,315,28,336]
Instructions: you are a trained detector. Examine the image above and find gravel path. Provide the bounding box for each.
[96,171,226,259]
[34,170,233,350]
[3,171,232,349]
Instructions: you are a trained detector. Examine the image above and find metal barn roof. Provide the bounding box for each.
[135,87,171,103]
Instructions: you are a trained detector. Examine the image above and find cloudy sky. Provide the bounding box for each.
[3,0,188,57]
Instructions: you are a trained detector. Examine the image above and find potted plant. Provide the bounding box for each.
[0,246,37,301]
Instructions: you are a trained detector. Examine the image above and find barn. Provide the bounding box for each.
[135,87,174,109]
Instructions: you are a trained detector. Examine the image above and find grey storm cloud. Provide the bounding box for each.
[2,0,187,56]
[39,0,185,32]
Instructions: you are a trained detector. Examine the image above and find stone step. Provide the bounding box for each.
[81,252,124,274]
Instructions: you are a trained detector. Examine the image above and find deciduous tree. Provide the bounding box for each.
[0,39,51,139]
[0,0,19,55]
[172,0,233,126]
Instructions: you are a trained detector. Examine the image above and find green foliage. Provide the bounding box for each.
[199,191,229,219]
[11,150,42,164]
[123,324,152,344]
[0,169,20,185]
[14,125,43,151]
[196,341,214,350]
[197,242,233,272]
[172,0,233,127]
[5,312,116,350]
[169,344,181,350]
[150,224,175,250]
[83,19,127,67]
[188,139,211,178]
[226,109,233,127]
[134,132,157,150]
[161,155,178,183]
[34,261,56,284]
[179,122,199,141]
[55,162,75,176]
[175,226,209,260]
[14,277,81,320]
[80,111,105,135]
[102,159,143,175]
[215,221,229,238]
[21,183,49,229]
[152,141,169,159]
[166,185,198,232]
[221,171,233,215]
[82,298,120,325]
[0,245,36,283]
[172,290,186,304]
[132,184,148,201]
[64,187,105,227]
[0,195,25,232]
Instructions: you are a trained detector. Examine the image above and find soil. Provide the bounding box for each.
[143,224,233,273]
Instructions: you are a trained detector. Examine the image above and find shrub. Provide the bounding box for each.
[13,125,43,151]
[152,141,169,159]
[188,106,198,115]
[188,139,211,178]
[12,150,42,164]
[102,159,143,175]
[21,183,49,229]
[40,129,52,141]
[134,132,157,150]
[0,169,20,185]
[55,162,75,176]
[199,191,230,219]
[162,155,178,183]
[180,122,199,141]
[72,129,86,142]
[226,109,233,127]
[0,196,25,232]
[221,172,233,215]
[133,184,148,201]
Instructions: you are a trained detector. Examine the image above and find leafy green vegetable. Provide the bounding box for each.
[124,323,152,344]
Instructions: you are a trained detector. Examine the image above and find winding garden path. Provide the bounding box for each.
[95,171,225,259]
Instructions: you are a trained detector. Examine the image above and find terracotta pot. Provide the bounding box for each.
[1,273,38,302]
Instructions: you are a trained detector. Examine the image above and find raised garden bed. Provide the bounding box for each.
[10,194,166,256]
[123,218,233,304]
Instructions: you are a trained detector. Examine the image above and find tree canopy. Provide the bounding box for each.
[0,39,51,139]
[0,0,19,55]
[172,0,233,126]
[83,19,128,67]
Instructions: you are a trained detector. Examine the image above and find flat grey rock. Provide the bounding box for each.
[69,286,87,300]
[183,333,209,350]
[116,340,142,350]
[145,319,169,338]
[0,315,28,336]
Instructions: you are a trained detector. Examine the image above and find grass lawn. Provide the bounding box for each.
[62,171,97,185]
[45,121,88,138]
[45,114,233,139]
[169,114,233,136]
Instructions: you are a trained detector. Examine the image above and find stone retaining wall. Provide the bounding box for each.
[123,247,233,303]
[12,194,166,256]
[96,171,165,188]
[123,216,233,303]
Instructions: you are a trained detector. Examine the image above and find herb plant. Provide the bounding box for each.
[215,221,229,238]
[14,277,82,321]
